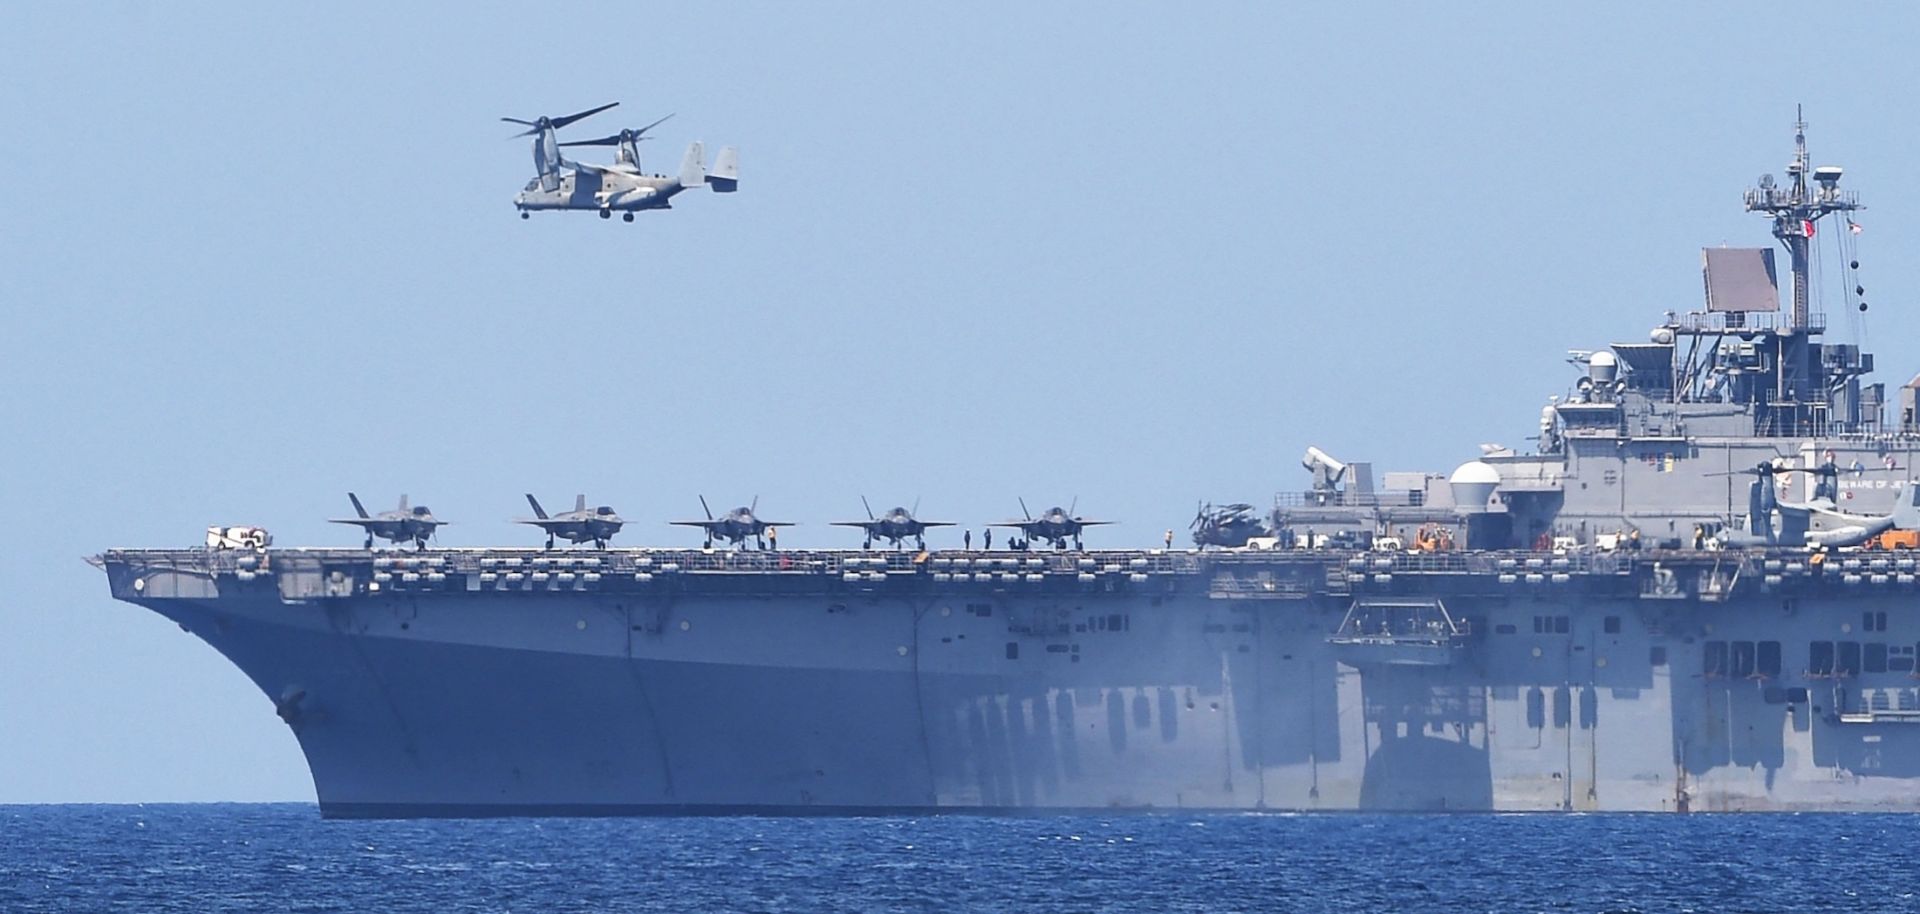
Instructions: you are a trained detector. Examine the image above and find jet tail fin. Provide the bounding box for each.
[709,145,739,193]
[348,493,370,519]
[526,494,548,520]
[678,141,706,189]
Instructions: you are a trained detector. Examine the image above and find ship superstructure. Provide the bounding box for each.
[93,115,1920,815]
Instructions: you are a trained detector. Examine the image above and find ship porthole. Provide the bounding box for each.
[897,645,909,656]
[132,578,145,592]
[940,606,951,617]
[680,620,692,632]
[576,620,587,631]
[1531,647,1543,659]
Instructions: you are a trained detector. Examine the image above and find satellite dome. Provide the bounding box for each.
[1588,350,1619,384]
[1449,460,1501,512]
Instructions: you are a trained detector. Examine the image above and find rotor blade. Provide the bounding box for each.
[551,101,619,130]
[501,117,538,126]
[861,495,874,520]
[558,134,622,147]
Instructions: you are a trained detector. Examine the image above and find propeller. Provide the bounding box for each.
[501,101,620,138]
[558,113,675,148]
[1191,501,1210,531]
[1706,461,1796,478]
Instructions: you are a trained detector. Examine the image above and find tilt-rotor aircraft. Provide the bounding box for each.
[329,493,445,549]
[504,102,739,221]
[671,497,792,549]
[1190,501,1270,548]
[517,494,631,549]
[832,497,954,550]
[1713,462,1920,549]
[991,499,1112,550]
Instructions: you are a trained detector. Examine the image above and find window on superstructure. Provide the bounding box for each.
[1808,641,1835,677]
[1603,616,1622,634]
[1525,688,1545,729]
[1838,641,1862,677]
[1866,642,1889,674]
[1552,686,1572,729]
[1758,641,1782,678]
[1703,641,1728,678]
[1730,641,1756,679]
[1892,645,1917,673]
[1649,646,1667,666]
[1863,611,1889,633]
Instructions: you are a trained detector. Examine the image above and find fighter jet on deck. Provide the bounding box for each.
[671,497,793,549]
[990,499,1112,550]
[518,494,631,549]
[832,497,954,550]
[329,494,445,549]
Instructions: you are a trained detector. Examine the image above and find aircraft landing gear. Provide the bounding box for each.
[599,209,611,220]
[622,212,635,223]
[863,538,873,550]
[545,534,555,551]
[364,535,374,549]
[519,212,529,220]
[916,535,927,551]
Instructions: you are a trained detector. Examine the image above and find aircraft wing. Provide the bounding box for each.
[829,521,877,529]
[669,520,720,529]
[1074,520,1115,527]
[328,518,378,527]
[564,158,646,177]
[517,518,565,530]
[560,157,612,175]
[917,521,957,528]
[988,521,1037,529]
[759,521,797,527]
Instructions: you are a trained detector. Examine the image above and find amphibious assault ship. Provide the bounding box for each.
[95,116,1920,815]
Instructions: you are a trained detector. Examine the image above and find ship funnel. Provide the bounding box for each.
[1448,461,1501,513]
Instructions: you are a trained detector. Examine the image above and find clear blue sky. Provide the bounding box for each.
[4,3,1919,802]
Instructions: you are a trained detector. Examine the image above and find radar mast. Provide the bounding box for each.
[1742,106,1862,427]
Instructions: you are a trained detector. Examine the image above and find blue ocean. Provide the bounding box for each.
[3,805,1917,912]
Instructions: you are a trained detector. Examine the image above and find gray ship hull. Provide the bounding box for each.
[96,547,1920,816]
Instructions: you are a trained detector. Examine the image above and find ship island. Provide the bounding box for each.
[92,114,1920,816]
